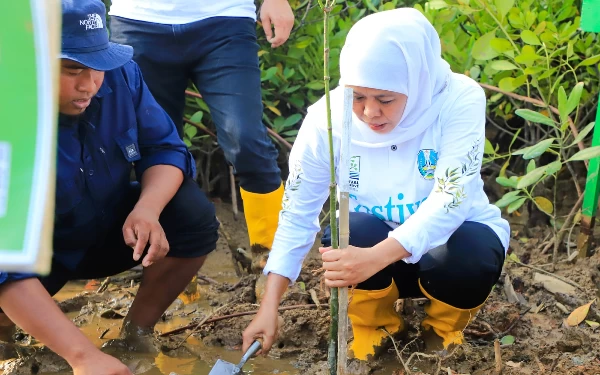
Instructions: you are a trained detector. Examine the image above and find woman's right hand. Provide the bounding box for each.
[242,307,280,356]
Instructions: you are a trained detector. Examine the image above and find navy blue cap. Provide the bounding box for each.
[60,0,133,71]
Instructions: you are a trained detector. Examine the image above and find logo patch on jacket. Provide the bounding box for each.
[126,144,138,159]
[417,149,438,180]
[349,156,360,191]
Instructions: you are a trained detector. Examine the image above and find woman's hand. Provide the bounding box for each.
[320,238,411,287]
[242,307,280,356]
[241,272,289,356]
[320,245,384,287]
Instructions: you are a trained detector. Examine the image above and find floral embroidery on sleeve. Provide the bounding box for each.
[435,138,481,213]
[282,160,303,211]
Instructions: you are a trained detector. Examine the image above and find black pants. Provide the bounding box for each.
[39,177,219,296]
[321,212,505,309]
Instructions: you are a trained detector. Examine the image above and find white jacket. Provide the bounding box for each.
[263,73,511,282]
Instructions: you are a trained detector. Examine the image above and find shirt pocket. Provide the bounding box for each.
[114,128,142,163]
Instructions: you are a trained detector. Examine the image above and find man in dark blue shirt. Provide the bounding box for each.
[0,1,219,373]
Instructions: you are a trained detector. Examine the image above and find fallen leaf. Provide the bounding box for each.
[503,274,522,304]
[506,361,522,368]
[566,300,596,327]
[585,320,599,330]
[533,273,576,295]
[84,279,100,290]
[500,335,515,345]
[507,252,521,263]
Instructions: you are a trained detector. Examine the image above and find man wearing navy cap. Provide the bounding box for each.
[0,1,219,373]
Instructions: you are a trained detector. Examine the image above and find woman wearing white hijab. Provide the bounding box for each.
[242,8,510,360]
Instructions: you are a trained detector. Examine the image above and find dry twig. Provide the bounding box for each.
[160,303,322,337]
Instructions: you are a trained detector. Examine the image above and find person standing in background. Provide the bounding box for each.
[108,0,294,269]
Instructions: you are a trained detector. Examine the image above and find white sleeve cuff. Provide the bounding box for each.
[388,223,430,264]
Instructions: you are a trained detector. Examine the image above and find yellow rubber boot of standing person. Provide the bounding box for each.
[240,183,284,272]
[419,280,485,349]
[348,279,404,360]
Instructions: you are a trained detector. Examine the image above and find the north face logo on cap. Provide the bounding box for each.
[80,14,103,30]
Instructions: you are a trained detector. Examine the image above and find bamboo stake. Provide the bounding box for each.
[337,87,353,375]
[319,1,339,374]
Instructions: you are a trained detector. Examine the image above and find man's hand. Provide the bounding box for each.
[123,205,169,267]
[320,246,385,287]
[260,0,294,48]
[71,350,132,375]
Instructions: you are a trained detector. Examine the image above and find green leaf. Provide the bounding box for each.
[534,196,554,215]
[527,159,536,174]
[297,281,306,291]
[500,335,516,345]
[507,252,521,263]
[484,138,496,155]
[507,198,527,213]
[577,54,600,67]
[261,66,278,82]
[189,110,204,124]
[495,0,514,19]
[567,42,574,58]
[499,77,516,92]
[490,60,519,71]
[496,176,517,188]
[472,31,500,61]
[517,165,547,189]
[184,125,198,140]
[523,138,556,160]
[495,191,524,208]
[470,65,481,80]
[521,30,541,45]
[566,82,584,116]
[515,45,542,66]
[427,0,448,10]
[283,113,303,127]
[306,81,325,90]
[515,109,556,127]
[490,38,513,53]
[558,86,568,124]
[568,146,600,161]
[570,122,596,147]
[544,160,562,176]
[183,138,192,147]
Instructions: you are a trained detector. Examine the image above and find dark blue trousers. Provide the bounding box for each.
[109,16,281,194]
[322,212,505,309]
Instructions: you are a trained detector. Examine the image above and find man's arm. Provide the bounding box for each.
[0,279,131,374]
[123,165,184,266]
[135,165,183,218]
[260,0,294,48]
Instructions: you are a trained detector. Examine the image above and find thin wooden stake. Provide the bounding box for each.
[337,87,353,375]
[494,339,503,375]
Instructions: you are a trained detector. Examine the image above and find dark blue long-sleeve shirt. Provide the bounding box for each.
[0,60,195,285]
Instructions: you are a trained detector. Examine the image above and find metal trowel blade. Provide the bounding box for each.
[208,359,238,375]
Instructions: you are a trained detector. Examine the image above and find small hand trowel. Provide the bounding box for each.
[208,339,262,375]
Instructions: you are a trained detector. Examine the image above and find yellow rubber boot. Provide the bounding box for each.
[240,183,284,272]
[348,279,404,360]
[419,280,485,349]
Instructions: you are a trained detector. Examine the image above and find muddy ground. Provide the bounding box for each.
[1,200,600,375]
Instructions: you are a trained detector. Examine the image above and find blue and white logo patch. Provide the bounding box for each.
[417,149,438,180]
[126,144,138,159]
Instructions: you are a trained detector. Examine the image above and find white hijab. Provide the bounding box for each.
[311,8,452,148]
